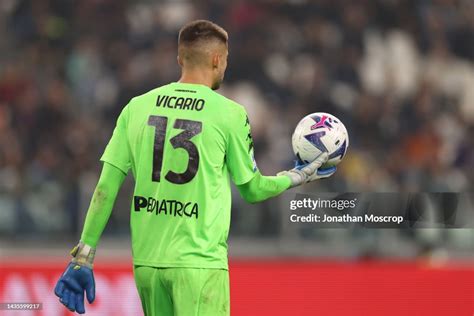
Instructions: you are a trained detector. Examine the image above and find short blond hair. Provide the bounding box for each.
[178,20,228,46]
[178,20,228,67]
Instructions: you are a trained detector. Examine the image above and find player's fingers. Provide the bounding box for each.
[61,288,70,307]
[316,166,336,178]
[54,280,65,297]
[67,292,76,312]
[302,152,328,175]
[294,158,307,169]
[86,279,95,303]
[67,291,76,312]
[76,292,85,314]
[314,152,329,165]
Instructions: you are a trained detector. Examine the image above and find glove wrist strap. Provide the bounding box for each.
[277,170,305,188]
[70,241,95,269]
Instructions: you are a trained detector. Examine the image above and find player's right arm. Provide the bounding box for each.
[54,104,131,314]
[80,162,127,247]
[227,105,336,204]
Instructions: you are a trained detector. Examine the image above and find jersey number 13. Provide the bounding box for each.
[148,115,202,184]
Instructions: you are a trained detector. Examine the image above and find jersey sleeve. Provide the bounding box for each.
[100,105,131,174]
[226,106,258,185]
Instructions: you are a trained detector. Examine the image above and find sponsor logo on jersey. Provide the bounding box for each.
[134,195,198,219]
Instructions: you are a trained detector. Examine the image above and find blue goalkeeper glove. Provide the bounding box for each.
[278,152,337,188]
[54,242,96,314]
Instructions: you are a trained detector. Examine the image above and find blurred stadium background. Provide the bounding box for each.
[0,0,473,315]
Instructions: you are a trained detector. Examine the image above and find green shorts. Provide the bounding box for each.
[133,266,230,316]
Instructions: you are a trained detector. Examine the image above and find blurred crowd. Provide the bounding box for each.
[0,0,473,247]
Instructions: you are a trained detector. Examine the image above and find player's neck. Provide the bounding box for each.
[178,70,214,89]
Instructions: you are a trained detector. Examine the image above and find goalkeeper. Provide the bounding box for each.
[54,20,336,315]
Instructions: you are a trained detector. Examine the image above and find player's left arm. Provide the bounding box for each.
[228,106,336,204]
[236,155,336,204]
[236,171,291,203]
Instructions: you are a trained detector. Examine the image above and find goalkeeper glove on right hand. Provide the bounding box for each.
[278,152,336,188]
[54,242,96,314]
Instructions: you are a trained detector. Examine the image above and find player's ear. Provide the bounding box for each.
[177,55,183,67]
[212,53,219,69]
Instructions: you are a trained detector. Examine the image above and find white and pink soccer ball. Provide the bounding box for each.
[292,112,349,167]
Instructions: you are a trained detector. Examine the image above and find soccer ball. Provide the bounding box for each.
[292,112,349,167]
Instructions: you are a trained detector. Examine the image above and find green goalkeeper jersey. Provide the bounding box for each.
[100,82,258,270]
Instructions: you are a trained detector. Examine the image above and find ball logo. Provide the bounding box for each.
[310,115,335,130]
